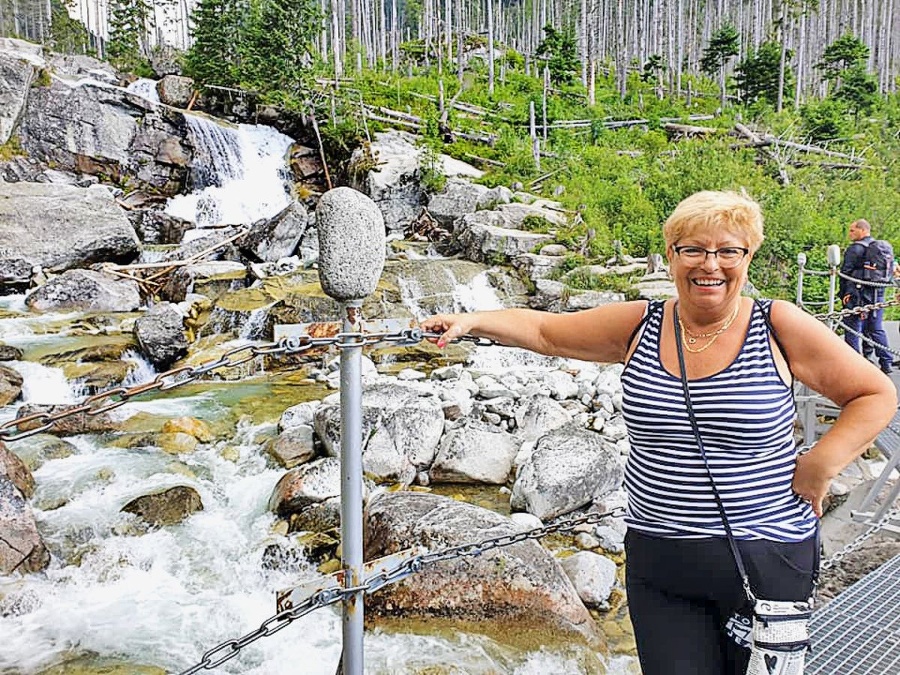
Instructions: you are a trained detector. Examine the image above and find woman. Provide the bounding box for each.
[421,190,896,674]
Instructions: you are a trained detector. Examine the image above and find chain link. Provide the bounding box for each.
[176,506,625,673]
[810,296,900,322]
[821,504,900,572]
[0,330,492,443]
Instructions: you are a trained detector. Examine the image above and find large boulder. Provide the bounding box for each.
[454,210,554,264]
[18,77,191,194]
[430,421,519,484]
[364,491,602,646]
[240,201,309,263]
[0,52,36,144]
[511,423,625,520]
[26,269,141,313]
[0,182,140,289]
[134,302,188,369]
[156,75,194,108]
[314,381,444,483]
[349,131,424,231]
[426,178,489,226]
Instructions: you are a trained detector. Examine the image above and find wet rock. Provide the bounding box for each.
[268,457,342,517]
[14,404,118,436]
[134,302,188,369]
[0,476,50,575]
[240,201,309,263]
[121,485,203,527]
[156,432,199,455]
[289,496,341,533]
[160,417,213,442]
[9,434,76,471]
[365,491,602,646]
[0,364,23,405]
[26,269,141,313]
[35,655,166,674]
[266,425,316,469]
[0,344,23,361]
[0,442,35,499]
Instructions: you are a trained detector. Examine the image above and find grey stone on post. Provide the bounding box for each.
[316,187,385,301]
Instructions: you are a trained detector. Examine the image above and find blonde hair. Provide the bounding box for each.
[663,190,764,252]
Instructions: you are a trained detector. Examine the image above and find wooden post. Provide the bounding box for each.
[530,101,540,171]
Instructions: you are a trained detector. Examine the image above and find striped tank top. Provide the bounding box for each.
[621,299,818,541]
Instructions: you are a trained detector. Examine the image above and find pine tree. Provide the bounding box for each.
[107,0,151,73]
[700,23,739,109]
[241,0,321,96]
[735,41,794,107]
[535,24,578,86]
[184,0,247,87]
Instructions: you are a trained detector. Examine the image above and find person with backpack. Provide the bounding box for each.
[839,218,894,374]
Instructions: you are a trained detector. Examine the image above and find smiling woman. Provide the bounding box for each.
[420,189,897,675]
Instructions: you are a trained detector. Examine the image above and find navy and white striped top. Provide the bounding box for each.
[621,299,818,541]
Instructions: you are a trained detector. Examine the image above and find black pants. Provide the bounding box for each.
[625,529,818,675]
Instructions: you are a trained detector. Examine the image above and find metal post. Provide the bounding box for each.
[315,186,386,675]
[796,252,806,307]
[827,244,842,332]
[339,301,364,675]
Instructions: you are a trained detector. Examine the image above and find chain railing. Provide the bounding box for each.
[821,503,900,572]
[796,252,900,564]
[176,506,625,674]
[0,329,495,443]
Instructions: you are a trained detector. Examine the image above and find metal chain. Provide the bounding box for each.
[834,269,897,290]
[821,503,900,572]
[176,506,625,674]
[0,330,493,443]
[810,296,900,322]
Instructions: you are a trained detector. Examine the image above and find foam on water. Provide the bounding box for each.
[165,117,293,228]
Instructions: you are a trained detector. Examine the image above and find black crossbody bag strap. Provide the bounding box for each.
[673,304,757,603]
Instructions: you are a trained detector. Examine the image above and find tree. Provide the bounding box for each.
[535,24,578,86]
[817,33,870,86]
[241,0,320,96]
[699,23,739,109]
[184,0,245,87]
[837,62,878,117]
[735,41,794,107]
[106,0,152,74]
[49,0,92,55]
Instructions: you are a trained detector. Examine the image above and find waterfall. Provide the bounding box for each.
[125,78,161,103]
[165,115,294,228]
[5,361,84,404]
[454,271,504,312]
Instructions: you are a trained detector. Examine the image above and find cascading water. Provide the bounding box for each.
[165,116,294,229]
[125,78,161,104]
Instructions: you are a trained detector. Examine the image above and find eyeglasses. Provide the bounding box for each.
[673,245,750,268]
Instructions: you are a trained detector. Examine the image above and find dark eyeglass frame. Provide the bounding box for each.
[673,245,750,267]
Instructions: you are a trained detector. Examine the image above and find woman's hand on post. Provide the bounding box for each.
[421,313,475,348]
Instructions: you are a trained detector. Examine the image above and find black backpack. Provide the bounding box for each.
[863,239,895,283]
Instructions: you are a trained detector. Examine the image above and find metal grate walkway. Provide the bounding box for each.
[808,553,900,674]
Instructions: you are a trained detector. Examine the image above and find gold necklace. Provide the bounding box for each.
[678,304,740,353]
